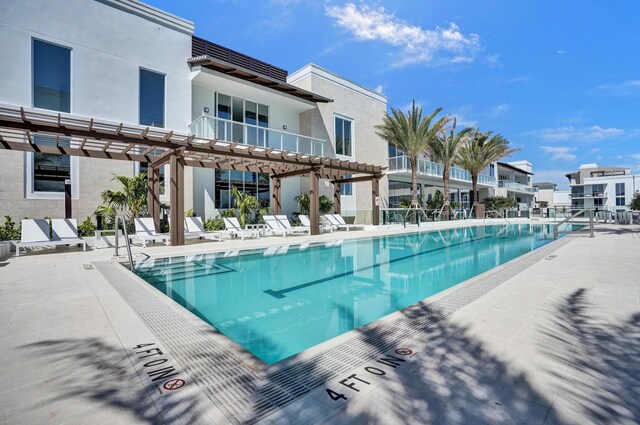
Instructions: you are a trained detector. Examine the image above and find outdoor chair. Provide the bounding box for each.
[185,216,222,242]
[262,215,299,237]
[13,218,87,256]
[133,217,170,248]
[275,215,310,235]
[223,217,257,240]
[325,214,364,231]
[299,214,333,234]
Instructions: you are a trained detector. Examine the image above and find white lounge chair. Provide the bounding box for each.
[275,215,310,235]
[263,215,305,237]
[133,218,170,248]
[299,214,333,234]
[326,214,364,231]
[184,217,222,242]
[223,217,256,240]
[13,219,87,256]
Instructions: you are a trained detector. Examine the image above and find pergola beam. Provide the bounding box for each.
[271,166,321,179]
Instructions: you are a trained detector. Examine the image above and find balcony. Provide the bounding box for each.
[498,179,535,193]
[388,156,496,186]
[189,115,330,157]
[569,192,607,198]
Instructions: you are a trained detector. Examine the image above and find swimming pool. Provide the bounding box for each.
[133,224,577,364]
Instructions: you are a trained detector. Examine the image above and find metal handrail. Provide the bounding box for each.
[114,215,134,270]
[484,210,511,224]
[553,208,595,240]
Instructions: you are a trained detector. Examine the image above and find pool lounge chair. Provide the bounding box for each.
[223,217,256,240]
[263,215,304,237]
[275,215,310,235]
[184,217,222,242]
[325,214,364,231]
[133,218,170,248]
[299,214,333,234]
[14,218,87,256]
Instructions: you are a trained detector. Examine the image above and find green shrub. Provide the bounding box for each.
[203,216,225,231]
[0,215,20,241]
[483,196,517,211]
[221,209,236,218]
[630,192,640,210]
[77,216,96,237]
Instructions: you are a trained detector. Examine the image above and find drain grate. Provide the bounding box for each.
[95,237,571,424]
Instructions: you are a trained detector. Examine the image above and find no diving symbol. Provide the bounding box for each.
[395,348,412,356]
[163,378,186,391]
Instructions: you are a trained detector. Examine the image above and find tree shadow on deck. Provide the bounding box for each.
[19,337,205,424]
[541,289,640,424]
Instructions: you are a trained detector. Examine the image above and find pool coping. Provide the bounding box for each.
[91,224,579,424]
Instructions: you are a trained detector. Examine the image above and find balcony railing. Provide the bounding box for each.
[388,156,496,186]
[498,179,535,192]
[189,115,330,157]
[569,192,607,198]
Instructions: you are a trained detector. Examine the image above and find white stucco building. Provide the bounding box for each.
[0,0,388,223]
[566,163,640,212]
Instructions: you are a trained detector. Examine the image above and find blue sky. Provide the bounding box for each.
[148,0,640,189]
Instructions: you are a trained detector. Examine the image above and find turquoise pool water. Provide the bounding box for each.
[133,224,578,364]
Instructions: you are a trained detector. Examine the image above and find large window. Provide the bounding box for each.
[388,144,404,158]
[615,182,626,206]
[214,170,270,209]
[30,41,75,198]
[139,69,165,128]
[33,39,71,112]
[335,116,353,157]
[340,175,353,196]
[33,152,70,192]
[215,93,269,146]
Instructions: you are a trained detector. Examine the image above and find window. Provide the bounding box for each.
[33,39,71,112]
[388,144,404,158]
[214,170,270,209]
[616,182,626,206]
[30,41,75,198]
[489,164,495,178]
[341,175,353,196]
[215,94,269,146]
[33,152,70,192]
[139,69,165,127]
[335,116,352,157]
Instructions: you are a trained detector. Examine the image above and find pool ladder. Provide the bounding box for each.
[114,214,134,270]
[553,209,595,240]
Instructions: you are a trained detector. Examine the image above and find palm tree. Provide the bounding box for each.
[429,118,473,218]
[231,185,258,228]
[375,101,447,207]
[456,130,518,216]
[96,173,149,224]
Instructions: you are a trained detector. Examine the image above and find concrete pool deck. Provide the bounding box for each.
[0,220,638,424]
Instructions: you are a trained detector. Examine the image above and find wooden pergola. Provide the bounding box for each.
[0,104,384,245]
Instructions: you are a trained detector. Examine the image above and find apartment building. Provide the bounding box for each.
[566,163,639,211]
[386,150,498,208]
[533,182,570,210]
[495,161,535,210]
[0,0,388,222]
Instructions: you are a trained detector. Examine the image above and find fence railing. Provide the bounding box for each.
[189,114,330,157]
[498,180,535,192]
[388,156,495,186]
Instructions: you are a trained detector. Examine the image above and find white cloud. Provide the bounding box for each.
[530,125,624,142]
[507,75,529,84]
[597,80,640,96]
[489,102,510,117]
[540,146,577,161]
[373,84,385,94]
[557,49,566,54]
[325,3,481,67]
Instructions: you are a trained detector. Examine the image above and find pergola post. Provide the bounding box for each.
[147,165,161,232]
[372,177,380,225]
[272,177,281,214]
[309,170,320,235]
[169,154,185,246]
[333,182,341,214]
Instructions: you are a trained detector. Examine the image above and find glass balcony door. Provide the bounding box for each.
[215,93,269,147]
